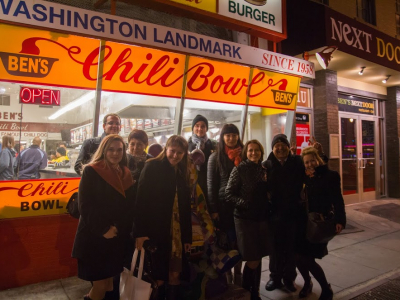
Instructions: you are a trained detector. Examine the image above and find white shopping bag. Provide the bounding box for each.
[120,249,152,300]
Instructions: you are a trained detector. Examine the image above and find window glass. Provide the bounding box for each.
[0,81,95,180]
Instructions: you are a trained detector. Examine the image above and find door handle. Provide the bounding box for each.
[361,159,366,169]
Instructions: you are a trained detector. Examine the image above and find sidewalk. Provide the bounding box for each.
[1,198,400,300]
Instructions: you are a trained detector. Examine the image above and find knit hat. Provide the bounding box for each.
[271,134,290,149]
[192,115,208,131]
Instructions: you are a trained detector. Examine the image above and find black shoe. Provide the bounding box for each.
[299,280,313,298]
[319,284,333,300]
[283,280,297,292]
[265,279,283,291]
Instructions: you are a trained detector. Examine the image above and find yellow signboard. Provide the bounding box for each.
[169,0,217,13]
[0,178,80,219]
[0,23,99,89]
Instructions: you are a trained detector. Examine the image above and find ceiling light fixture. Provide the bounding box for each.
[382,75,391,84]
[48,91,97,120]
[303,46,338,69]
[359,66,365,75]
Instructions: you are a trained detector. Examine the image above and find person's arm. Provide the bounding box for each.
[74,139,91,175]
[225,166,247,209]
[134,162,153,238]
[207,153,220,215]
[0,150,10,173]
[39,151,47,170]
[330,171,346,229]
[78,166,113,236]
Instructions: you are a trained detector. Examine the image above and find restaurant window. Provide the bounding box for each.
[357,0,376,25]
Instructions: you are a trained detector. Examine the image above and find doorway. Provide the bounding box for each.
[340,114,379,204]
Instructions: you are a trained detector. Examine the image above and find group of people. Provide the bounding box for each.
[71,113,346,300]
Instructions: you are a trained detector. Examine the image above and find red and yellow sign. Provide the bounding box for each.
[0,23,99,89]
[0,178,80,219]
[169,0,217,13]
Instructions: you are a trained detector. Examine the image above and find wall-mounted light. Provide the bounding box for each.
[303,46,338,69]
[382,75,391,84]
[359,67,365,75]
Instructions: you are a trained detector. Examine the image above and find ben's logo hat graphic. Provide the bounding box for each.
[244,0,267,6]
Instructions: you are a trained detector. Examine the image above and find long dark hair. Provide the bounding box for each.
[150,135,190,184]
[216,124,244,171]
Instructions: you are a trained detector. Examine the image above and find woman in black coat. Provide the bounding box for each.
[207,123,244,285]
[296,146,346,300]
[225,140,269,300]
[72,134,135,300]
[135,135,192,300]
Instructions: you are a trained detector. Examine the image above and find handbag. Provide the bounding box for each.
[120,249,152,300]
[66,192,80,219]
[306,211,336,244]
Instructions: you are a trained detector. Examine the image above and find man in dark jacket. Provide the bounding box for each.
[74,113,121,175]
[263,134,305,293]
[16,137,47,179]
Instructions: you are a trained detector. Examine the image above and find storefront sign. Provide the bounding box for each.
[296,113,309,122]
[327,9,400,72]
[0,111,22,120]
[169,0,217,13]
[0,0,315,78]
[296,123,310,155]
[219,0,282,33]
[0,131,48,139]
[338,95,375,115]
[20,86,60,106]
[297,87,310,108]
[0,178,80,219]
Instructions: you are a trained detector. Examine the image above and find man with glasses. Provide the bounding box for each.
[74,113,121,175]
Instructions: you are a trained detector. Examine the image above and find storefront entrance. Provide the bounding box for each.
[340,113,380,204]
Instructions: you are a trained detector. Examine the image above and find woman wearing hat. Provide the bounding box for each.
[207,123,244,284]
[188,115,216,202]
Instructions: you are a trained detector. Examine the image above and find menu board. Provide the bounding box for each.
[70,123,92,144]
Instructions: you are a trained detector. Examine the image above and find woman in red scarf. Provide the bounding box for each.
[72,134,135,300]
[207,124,244,285]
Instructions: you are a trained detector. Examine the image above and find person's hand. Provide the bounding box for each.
[103,225,118,239]
[211,213,219,220]
[290,142,297,155]
[336,223,343,234]
[184,243,191,253]
[136,237,149,250]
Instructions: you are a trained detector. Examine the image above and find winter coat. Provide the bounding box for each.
[0,147,15,180]
[134,157,192,281]
[207,152,236,230]
[225,159,270,221]
[188,137,216,203]
[296,164,346,258]
[263,152,305,219]
[74,133,106,175]
[72,166,135,267]
[16,145,47,179]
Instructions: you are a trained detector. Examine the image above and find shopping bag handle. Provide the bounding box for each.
[129,248,145,279]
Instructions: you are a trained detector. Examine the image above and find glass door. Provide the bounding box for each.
[340,114,378,203]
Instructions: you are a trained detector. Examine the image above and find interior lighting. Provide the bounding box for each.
[359,67,365,75]
[48,91,95,120]
[382,75,391,84]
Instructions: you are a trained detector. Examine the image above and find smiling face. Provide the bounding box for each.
[193,121,207,138]
[166,144,185,166]
[103,116,121,135]
[105,140,124,167]
[247,143,262,163]
[303,153,319,171]
[224,133,239,148]
[128,138,146,156]
[273,142,289,161]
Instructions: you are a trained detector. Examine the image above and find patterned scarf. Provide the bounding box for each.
[225,144,242,166]
[191,133,208,150]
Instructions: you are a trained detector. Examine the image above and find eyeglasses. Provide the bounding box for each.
[106,122,121,126]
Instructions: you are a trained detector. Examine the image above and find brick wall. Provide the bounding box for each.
[313,69,339,173]
[386,87,400,198]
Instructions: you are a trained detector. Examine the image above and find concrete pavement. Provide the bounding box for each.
[1,198,400,300]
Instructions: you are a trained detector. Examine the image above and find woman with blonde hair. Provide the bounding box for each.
[135,135,192,300]
[0,135,16,180]
[296,146,346,300]
[72,134,135,300]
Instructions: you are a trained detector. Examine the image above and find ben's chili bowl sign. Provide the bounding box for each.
[0,25,301,110]
[0,178,80,219]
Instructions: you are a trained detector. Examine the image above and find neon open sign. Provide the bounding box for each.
[19,87,61,106]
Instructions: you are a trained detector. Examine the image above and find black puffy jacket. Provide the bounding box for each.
[207,152,235,230]
[225,159,269,221]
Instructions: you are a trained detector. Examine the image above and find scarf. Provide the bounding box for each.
[91,160,133,197]
[191,133,208,151]
[305,168,315,178]
[225,144,242,166]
